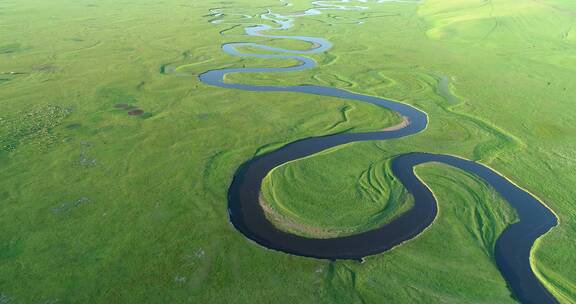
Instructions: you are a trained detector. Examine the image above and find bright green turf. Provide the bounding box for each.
[1,0,575,303]
[320,160,519,303]
[261,145,413,238]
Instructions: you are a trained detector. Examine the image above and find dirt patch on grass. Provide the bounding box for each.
[310,42,321,50]
[382,116,409,131]
[128,109,144,116]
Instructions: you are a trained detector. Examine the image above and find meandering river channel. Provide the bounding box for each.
[194,1,559,303]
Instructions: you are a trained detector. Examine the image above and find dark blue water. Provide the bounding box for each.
[192,4,559,303]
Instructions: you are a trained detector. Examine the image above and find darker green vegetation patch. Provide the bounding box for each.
[0,237,23,261]
[0,43,26,54]
[0,78,11,84]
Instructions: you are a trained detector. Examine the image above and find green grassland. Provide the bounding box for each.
[260,145,414,238]
[1,0,575,303]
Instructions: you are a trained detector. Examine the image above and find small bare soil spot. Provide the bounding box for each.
[128,109,144,116]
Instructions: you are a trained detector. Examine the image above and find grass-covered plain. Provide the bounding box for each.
[1,0,575,302]
[260,146,414,238]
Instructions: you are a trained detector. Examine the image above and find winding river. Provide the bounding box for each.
[194,1,559,303]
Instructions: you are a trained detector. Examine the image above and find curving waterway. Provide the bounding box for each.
[193,1,559,303]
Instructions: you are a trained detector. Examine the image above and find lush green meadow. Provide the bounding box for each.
[1,0,575,303]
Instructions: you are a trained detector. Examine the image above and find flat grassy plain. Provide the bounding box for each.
[261,146,415,238]
[1,0,575,303]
